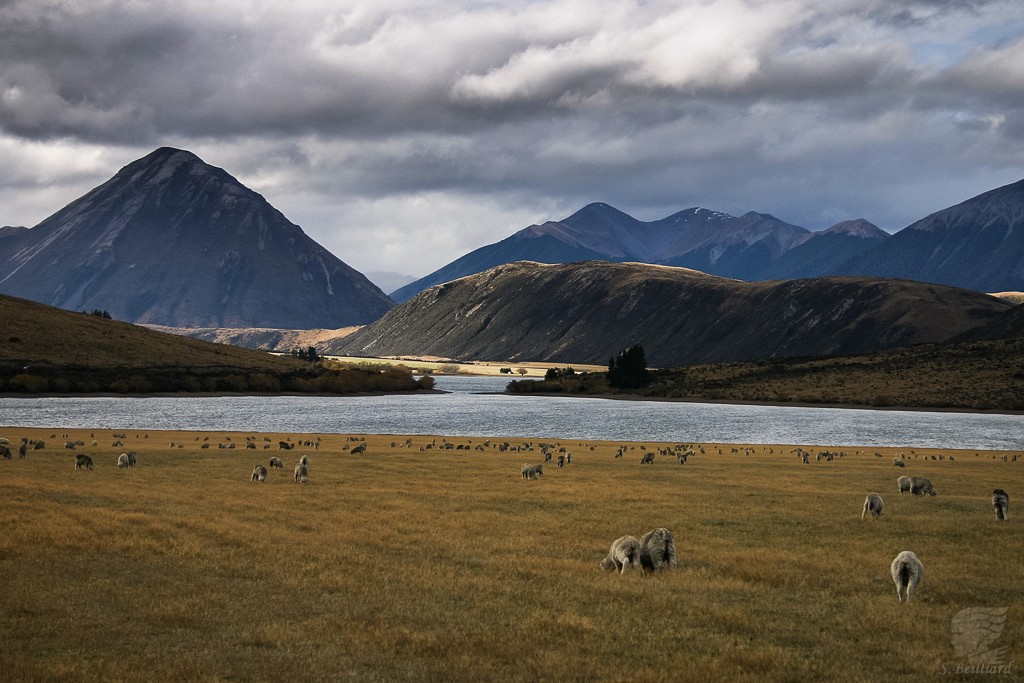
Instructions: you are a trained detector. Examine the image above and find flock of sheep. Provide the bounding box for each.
[862,471,1010,603]
[2,431,1015,605]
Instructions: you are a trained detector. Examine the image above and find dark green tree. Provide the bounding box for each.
[607,344,649,388]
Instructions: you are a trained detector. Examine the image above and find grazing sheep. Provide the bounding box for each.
[117,453,130,468]
[639,528,678,573]
[640,452,655,465]
[294,463,308,483]
[351,443,367,455]
[600,535,641,574]
[33,441,44,450]
[910,477,937,496]
[533,463,544,476]
[279,441,294,450]
[890,551,924,604]
[521,463,538,480]
[897,476,912,494]
[18,443,27,458]
[252,465,268,482]
[557,455,565,468]
[269,457,284,468]
[127,452,136,467]
[74,454,94,470]
[0,445,10,459]
[862,493,884,520]
[892,457,906,468]
[299,455,310,467]
[992,489,1009,521]
[64,441,76,450]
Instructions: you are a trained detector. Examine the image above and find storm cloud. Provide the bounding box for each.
[2,0,1022,280]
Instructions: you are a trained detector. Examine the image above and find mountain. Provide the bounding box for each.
[144,325,360,353]
[759,220,890,280]
[0,148,394,328]
[391,203,886,302]
[334,261,1011,366]
[833,178,1024,291]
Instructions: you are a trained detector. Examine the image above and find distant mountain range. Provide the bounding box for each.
[0,148,394,328]
[336,261,1012,366]
[393,179,1024,301]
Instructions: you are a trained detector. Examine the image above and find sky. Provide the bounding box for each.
[2,0,1023,283]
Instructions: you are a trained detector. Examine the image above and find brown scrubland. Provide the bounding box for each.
[0,428,1020,681]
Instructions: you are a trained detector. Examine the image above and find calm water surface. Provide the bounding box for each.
[0,375,1021,450]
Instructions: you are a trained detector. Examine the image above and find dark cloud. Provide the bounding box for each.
[1,0,1022,276]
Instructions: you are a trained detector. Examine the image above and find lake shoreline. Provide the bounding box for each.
[494,390,1024,416]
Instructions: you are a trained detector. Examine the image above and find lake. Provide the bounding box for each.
[1,375,1021,450]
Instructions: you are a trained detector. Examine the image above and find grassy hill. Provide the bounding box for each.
[336,261,1012,366]
[0,294,428,394]
[508,336,1024,411]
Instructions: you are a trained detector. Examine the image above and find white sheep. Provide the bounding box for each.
[862,493,884,520]
[639,528,678,573]
[890,551,924,604]
[600,535,641,574]
[294,463,308,483]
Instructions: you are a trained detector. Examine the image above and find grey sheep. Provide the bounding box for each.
[0,445,10,459]
[74,454,94,470]
[910,477,937,496]
[891,551,924,604]
[294,463,309,483]
[351,443,367,455]
[897,476,912,494]
[521,463,538,479]
[992,489,1009,521]
[269,457,284,468]
[252,465,268,482]
[862,493,884,520]
[127,452,136,467]
[640,452,655,465]
[18,443,27,458]
[639,528,678,573]
[600,535,641,574]
[892,457,906,468]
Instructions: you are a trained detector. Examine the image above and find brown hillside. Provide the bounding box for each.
[1,295,302,369]
[334,261,1011,366]
[0,294,425,395]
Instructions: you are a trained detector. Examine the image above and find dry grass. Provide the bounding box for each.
[1,428,1021,681]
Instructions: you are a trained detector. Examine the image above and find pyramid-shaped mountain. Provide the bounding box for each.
[0,148,393,327]
[833,178,1024,291]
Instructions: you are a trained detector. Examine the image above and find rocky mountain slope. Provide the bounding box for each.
[335,261,1012,366]
[833,178,1024,291]
[0,148,394,328]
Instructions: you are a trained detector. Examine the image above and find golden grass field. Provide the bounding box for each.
[1,427,1021,681]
